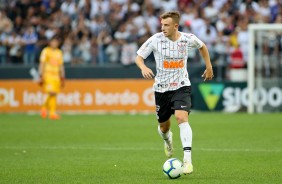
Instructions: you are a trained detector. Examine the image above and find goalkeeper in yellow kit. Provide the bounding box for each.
[39,36,65,120]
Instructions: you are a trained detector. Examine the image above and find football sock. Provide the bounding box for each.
[179,122,192,163]
[42,94,50,110]
[49,95,57,115]
[158,125,172,145]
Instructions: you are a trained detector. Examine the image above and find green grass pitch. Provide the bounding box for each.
[0,113,281,184]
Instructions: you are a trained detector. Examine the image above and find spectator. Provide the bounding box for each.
[78,34,92,65]
[61,36,73,66]
[239,0,260,15]
[105,39,119,64]
[237,19,249,63]
[89,0,110,18]
[0,10,13,33]
[114,22,137,66]
[189,8,205,36]
[204,0,219,24]
[22,26,38,65]
[97,30,112,65]
[197,19,217,62]
[0,0,279,74]
[61,0,77,19]
[143,4,160,35]
[180,5,194,29]
[0,30,8,65]
[229,27,240,49]
[7,31,23,64]
[160,0,178,12]
[13,15,24,33]
[229,46,244,69]
[35,27,48,63]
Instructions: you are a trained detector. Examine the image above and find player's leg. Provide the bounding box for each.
[41,79,52,118]
[172,86,193,174]
[175,110,193,174]
[49,92,60,120]
[155,91,174,157]
[48,80,60,120]
[158,119,173,158]
[40,94,50,118]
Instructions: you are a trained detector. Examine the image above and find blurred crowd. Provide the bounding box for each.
[0,0,281,71]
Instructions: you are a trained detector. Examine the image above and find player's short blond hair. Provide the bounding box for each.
[160,11,180,24]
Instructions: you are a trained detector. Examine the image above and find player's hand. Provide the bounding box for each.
[201,67,214,81]
[141,67,154,79]
[38,76,43,86]
[60,77,65,88]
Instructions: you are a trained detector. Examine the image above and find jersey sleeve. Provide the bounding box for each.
[137,36,154,59]
[189,34,204,49]
[58,50,64,65]
[40,48,48,63]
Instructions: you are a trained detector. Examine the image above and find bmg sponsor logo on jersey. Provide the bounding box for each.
[163,59,184,69]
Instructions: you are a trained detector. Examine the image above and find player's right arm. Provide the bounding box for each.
[38,62,45,86]
[136,36,155,79]
[38,48,47,86]
[135,55,154,79]
[188,33,214,81]
[59,60,65,88]
[199,44,213,81]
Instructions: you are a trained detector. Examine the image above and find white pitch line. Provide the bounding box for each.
[196,148,282,153]
[0,146,281,153]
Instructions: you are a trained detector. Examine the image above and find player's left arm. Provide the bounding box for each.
[59,64,65,88]
[38,61,45,86]
[38,48,47,86]
[59,51,65,88]
[198,44,214,81]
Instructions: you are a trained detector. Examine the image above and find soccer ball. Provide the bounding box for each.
[163,158,183,179]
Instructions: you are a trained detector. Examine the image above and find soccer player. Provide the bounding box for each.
[39,36,65,120]
[135,11,213,174]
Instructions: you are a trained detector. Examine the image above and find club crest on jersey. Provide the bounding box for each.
[177,43,186,53]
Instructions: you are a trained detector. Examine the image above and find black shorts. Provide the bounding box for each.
[155,86,192,123]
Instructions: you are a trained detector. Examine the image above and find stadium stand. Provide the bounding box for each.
[0,0,281,80]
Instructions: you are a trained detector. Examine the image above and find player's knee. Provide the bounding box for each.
[49,92,56,96]
[175,114,188,124]
[159,122,170,133]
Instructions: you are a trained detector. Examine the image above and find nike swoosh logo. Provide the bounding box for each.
[181,105,187,108]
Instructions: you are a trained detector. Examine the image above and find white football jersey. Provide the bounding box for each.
[137,32,204,92]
